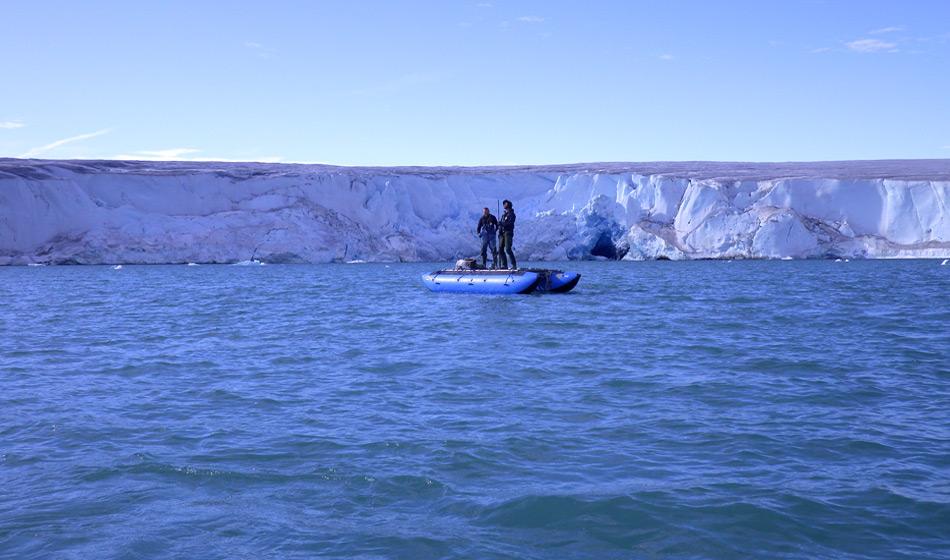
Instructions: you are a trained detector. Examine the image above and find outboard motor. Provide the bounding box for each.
[455,258,479,270]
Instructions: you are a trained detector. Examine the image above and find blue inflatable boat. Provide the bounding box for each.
[422,263,581,295]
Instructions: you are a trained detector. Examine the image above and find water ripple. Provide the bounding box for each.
[1,260,948,559]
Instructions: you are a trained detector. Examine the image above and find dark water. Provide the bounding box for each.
[1,260,948,559]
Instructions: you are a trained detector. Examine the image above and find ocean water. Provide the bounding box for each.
[1,260,948,559]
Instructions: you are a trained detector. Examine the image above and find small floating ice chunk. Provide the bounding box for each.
[112,265,123,270]
[232,259,265,266]
[942,259,948,266]
[27,263,46,267]
[781,256,793,261]
[346,259,367,264]
[186,262,199,266]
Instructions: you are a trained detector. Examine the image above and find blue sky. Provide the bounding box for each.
[1,0,948,165]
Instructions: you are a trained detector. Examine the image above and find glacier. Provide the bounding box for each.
[1,158,948,265]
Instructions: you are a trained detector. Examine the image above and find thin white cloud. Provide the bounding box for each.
[0,121,25,129]
[942,145,950,151]
[658,53,675,60]
[912,32,950,45]
[846,38,898,53]
[869,26,904,35]
[112,149,284,163]
[244,41,276,59]
[475,2,492,7]
[517,16,545,23]
[810,47,833,54]
[350,72,439,97]
[20,128,112,158]
[113,148,201,160]
[191,155,283,163]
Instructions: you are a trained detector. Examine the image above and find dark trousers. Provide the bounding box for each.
[498,231,516,269]
[480,235,497,268]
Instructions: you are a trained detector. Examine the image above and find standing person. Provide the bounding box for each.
[498,199,517,269]
[476,207,498,269]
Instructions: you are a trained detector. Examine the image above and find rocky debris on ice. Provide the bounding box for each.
[0,158,948,265]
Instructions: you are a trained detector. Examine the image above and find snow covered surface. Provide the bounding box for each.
[1,158,948,264]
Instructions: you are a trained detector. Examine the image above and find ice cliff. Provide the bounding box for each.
[1,159,948,264]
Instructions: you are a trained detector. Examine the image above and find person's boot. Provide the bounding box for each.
[510,255,517,269]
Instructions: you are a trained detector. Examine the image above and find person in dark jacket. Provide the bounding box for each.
[498,199,517,269]
[476,207,499,268]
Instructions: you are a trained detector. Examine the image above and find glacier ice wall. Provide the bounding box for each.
[1,159,948,264]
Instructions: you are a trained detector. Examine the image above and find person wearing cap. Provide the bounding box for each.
[497,199,517,269]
